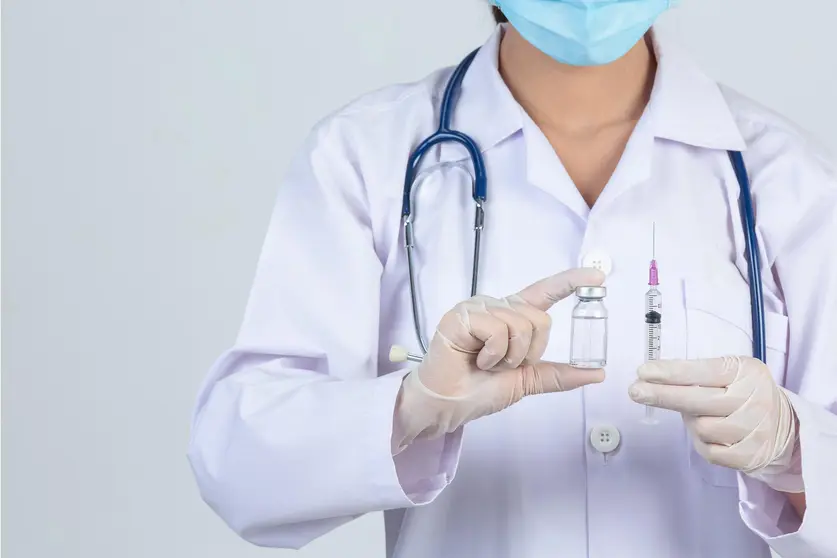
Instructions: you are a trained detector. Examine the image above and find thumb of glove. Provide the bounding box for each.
[515,267,606,311]
[520,361,606,396]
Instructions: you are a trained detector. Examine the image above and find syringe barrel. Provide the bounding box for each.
[645,311,662,361]
[645,287,662,313]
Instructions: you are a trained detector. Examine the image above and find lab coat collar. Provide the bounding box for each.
[647,31,747,152]
[438,26,523,164]
[438,26,747,165]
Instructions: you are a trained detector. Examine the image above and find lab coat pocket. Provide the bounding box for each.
[683,278,790,487]
[688,444,740,488]
[683,278,789,382]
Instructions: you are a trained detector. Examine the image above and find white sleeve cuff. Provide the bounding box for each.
[388,371,464,504]
[393,429,463,504]
[738,391,837,558]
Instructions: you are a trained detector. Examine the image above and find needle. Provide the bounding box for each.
[652,221,656,260]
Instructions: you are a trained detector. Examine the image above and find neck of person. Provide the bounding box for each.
[498,27,657,136]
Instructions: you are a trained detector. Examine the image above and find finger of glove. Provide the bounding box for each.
[629,381,737,416]
[515,268,605,312]
[502,295,552,362]
[436,298,495,353]
[638,357,744,388]
[688,434,752,471]
[484,304,534,368]
[683,416,735,467]
[524,361,605,395]
[464,310,511,370]
[688,429,728,467]
[689,415,751,446]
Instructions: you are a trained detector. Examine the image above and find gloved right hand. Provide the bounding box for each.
[392,267,606,453]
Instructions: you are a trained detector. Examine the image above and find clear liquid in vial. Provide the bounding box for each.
[570,316,608,368]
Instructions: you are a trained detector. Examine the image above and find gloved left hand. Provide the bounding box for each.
[629,356,803,493]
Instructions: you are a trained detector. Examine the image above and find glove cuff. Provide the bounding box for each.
[392,370,476,455]
[744,390,804,493]
[746,435,804,493]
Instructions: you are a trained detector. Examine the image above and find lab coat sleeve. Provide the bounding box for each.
[737,147,837,558]
[187,120,462,549]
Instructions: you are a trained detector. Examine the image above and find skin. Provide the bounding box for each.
[787,487,806,519]
[496,26,807,521]
[497,27,656,207]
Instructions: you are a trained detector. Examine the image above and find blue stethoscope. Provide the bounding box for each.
[397,48,766,364]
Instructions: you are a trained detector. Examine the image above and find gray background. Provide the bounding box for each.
[2,0,834,557]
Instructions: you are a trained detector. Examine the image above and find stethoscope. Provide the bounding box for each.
[391,48,766,366]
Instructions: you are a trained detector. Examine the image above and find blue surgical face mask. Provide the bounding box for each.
[491,0,676,67]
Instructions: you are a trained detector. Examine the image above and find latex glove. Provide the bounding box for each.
[629,356,803,493]
[393,268,606,453]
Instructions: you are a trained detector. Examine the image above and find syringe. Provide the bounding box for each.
[643,224,661,425]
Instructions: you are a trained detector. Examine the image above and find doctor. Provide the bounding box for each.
[188,2,837,557]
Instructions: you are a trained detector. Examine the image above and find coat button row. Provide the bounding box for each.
[590,424,621,454]
[580,251,613,276]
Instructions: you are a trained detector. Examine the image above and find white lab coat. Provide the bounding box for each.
[188,26,837,558]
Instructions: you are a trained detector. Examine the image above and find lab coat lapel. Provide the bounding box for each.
[591,111,656,215]
[522,104,656,220]
[437,27,522,165]
[531,30,751,218]
[522,114,591,220]
[647,31,747,152]
[436,27,749,219]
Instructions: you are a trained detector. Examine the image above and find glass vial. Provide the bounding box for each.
[569,286,608,368]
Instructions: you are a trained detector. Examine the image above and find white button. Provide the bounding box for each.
[580,251,613,276]
[590,425,621,454]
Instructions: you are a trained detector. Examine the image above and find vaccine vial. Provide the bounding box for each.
[569,286,608,368]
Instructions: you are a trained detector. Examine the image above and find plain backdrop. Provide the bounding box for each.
[2,1,835,557]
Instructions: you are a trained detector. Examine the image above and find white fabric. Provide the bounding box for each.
[188,25,837,558]
[394,269,605,454]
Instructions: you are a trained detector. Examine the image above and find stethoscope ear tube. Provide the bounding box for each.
[729,151,767,363]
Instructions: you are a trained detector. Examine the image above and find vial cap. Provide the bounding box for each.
[575,286,606,299]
